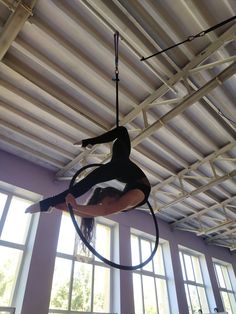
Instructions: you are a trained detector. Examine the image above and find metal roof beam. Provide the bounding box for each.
[158,169,236,211]
[189,55,236,74]
[0,0,37,60]
[153,140,236,192]
[131,62,236,146]
[197,220,236,236]
[172,196,236,226]
[206,227,236,243]
[120,24,236,126]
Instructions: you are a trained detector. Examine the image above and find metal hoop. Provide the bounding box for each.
[67,163,159,270]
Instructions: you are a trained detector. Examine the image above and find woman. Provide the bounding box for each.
[26,126,151,218]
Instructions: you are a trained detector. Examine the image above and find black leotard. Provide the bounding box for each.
[40,126,151,211]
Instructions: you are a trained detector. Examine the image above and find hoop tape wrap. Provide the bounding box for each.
[67,163,159,270]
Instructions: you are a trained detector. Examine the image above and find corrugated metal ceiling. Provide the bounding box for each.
[0,0,236,252]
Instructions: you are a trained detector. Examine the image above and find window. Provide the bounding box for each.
[49,213,114,314]
[131,233,172,314]
[0,187,36,312]
[213,260,236,314]
[179,249,210,313]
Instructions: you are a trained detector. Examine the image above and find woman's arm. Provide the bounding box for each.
[65,190,145,217]
[58,195,92,218]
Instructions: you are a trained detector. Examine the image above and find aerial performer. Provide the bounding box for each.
[25,31,159,270]
[26,126,151,242]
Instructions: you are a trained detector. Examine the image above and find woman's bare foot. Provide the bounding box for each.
[25,203,41,214]
[25,203,53,214]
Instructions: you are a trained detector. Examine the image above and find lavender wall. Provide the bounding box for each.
[1,149,235,314]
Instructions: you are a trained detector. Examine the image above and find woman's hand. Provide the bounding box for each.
[66,193,78,210]
[65,194,92,218]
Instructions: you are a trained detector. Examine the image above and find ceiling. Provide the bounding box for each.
[0,0,236,252]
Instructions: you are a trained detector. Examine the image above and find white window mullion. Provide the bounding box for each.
[0,194,12,236]
[68,258,75,311]
[182,252,188,282]
[90,263,95,313]
[137,237,144,314]
[154,276,159,314]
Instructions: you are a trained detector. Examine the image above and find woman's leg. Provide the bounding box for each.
[39,161,126,211]
[30,127,131,212]
[82,126,131,159]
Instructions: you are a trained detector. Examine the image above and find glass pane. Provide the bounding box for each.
[95,224,110,260]
[71,261,92,311]
[141,239,153,272]
[0,192,8,220]
[197,286,209,313]
[153,244,165,276]
[49,258,71,310]
[1,196,32,245]
[228,292,236,313]
[188,284,200,313]
[221,291,233,314]
[215,264,226,288]
[131,235,140,265]
[180,252,186,281]
[143,275,157,314]
[0,246,22,306]
[156,278,170,314]
[184,284,192,313]
[57,214,75,255]
[192,256,203,284]
[93,266,110,312]
[222,265,232,290]
[184,254,195,281]
[133,273,143,314]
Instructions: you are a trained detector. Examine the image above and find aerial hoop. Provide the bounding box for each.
[67,163,159,271]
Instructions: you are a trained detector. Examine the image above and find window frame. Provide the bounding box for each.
[179,247,211,314]
[48,214,117,314]
[0,184,39,310]
[213,258,236,313]
[131,230,173,314]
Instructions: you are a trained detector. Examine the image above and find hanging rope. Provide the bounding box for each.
[113,31,120,127]
[141,15,236,61]
[67,163,159,270]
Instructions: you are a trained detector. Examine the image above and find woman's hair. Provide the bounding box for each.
[80,187,122,248]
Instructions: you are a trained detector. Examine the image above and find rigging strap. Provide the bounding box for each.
[141,15,236,61]
[113,31,120,128]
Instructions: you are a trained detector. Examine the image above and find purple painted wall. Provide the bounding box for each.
[1,149,235,314]
[0,150,68,196]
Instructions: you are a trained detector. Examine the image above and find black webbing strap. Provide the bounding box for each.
[141,15,236,61]
[113,31,120,128]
